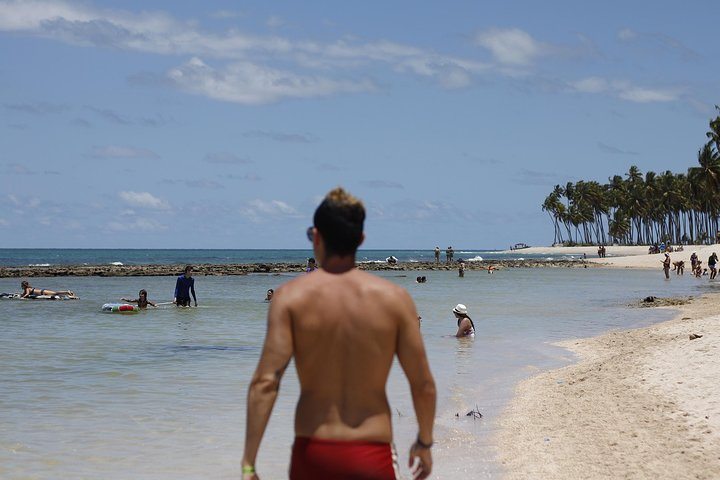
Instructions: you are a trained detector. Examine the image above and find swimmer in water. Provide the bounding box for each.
[452,303,475,337]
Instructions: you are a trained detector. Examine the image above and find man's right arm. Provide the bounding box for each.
[242,288,294,478]
[395,290,436,479]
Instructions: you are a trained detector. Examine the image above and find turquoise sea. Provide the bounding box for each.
[0,247,585,267]
[0,250,712,479]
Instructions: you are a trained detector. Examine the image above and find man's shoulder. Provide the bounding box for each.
[355,271,412,303]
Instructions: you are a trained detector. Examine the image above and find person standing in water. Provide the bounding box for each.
[709,252,718,280]
[174,265,197,307]
[662,253,671,279]
[452,303,476,337]
[242,187,436,480]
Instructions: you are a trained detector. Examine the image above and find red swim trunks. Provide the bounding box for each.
[290,437,399,480]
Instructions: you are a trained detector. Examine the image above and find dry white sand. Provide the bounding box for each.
[511,244,720,270]
[496,293,720,479]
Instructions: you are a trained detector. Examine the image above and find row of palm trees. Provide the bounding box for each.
[543,106,720,246]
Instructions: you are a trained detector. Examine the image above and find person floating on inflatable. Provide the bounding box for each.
[20,280,76,298]
[121,289,157,309]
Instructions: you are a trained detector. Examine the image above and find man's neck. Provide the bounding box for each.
[319,254,356,274]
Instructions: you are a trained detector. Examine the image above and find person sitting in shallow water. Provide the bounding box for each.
[20,280,76,298]
[452,303,476,337]
[121,289,156,309]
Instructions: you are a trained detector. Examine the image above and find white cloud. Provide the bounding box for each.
[570,77,679,103]
[618,27,699,60]
[0,0,487,99]
[0,218,9,227]
[118,191,170,210]
[570,77,609,94]
[204,152,253,164]
[107,218,167,232]
[239,199,301,221]
[0,1,687,106]
[618,28,637,42]
[475,28,552,66]
[7,194,41,208]
[618,87,677,103]
[168,57,374,104]
[88,145,160,159]
[266,16,285,29]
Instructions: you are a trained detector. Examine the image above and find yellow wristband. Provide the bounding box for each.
[242,465,255,474]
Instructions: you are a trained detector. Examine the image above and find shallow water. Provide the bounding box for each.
[0,268,704,479]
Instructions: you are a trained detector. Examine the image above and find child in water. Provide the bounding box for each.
[122,289,157,309]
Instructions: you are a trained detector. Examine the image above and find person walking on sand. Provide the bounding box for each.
[242,187,436,480]
[434,246,440,264]
[662,253,671,279]
[174,265,197,307]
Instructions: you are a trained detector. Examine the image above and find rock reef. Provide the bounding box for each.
[0,259,592,278]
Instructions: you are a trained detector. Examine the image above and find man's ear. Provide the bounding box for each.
[358,232,365,248]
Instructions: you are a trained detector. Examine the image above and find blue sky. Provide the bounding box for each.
[1,0,718,249]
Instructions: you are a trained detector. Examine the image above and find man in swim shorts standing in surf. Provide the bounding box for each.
[242,187,436,479]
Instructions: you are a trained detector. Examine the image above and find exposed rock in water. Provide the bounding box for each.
[0,259,593,278]
[633,296,693,308]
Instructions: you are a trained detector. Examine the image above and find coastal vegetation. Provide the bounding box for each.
[543,106,720,246]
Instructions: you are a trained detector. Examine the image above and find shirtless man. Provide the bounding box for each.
[242,187,436,480]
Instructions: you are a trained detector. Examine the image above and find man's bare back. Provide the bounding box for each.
[242,187,435,479]
[274,267,417,442]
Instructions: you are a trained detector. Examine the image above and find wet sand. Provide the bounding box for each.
[496,292,720,479]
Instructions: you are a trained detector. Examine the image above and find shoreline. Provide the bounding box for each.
[3,244,719,277]
[495,292,720,479]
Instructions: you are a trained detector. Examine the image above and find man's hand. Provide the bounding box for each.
[409,442,432,479]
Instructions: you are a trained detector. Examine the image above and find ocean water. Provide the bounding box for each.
[0,247,583,267]
[0,263,710,479]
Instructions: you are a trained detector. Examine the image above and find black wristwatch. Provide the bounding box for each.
[415,435,433,449]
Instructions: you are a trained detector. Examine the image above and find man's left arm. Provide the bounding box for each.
[242,290,294,479]
[190,279,197,306]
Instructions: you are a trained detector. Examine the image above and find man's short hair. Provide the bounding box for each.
[184,265,193,273]
[313,187,365,256]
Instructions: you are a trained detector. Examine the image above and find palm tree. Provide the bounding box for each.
[706,105,720,154]
[540,106,720,245]
[689,143,720,242]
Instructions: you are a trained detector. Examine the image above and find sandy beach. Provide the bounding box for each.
[516,244,720,270]
[496,286,720,478]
